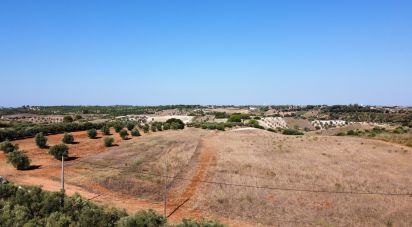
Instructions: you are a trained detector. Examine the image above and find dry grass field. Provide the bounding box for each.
[1,127,412,226]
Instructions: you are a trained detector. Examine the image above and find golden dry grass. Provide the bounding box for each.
[189,129,412,226]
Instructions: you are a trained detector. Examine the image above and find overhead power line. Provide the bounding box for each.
[65,159,412,197]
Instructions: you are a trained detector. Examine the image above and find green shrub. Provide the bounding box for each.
[104,137,114,147]
[119,129,129,140]
[347,130,356,136]
[151,125,157,132]
[163,123,170,130]
[101,125,111,135]
[282,128,304,135]
[176,218,225,227]
[117,209,166,227]
[35,132,48,148]
[393,126,409,134]
[63,116,74,123]
[131,129,141,137]
[6,150,31,170]
[48,144,69,160]
[143,124,150,133]
[0,140,18,153]
[248,119,258,125]
[114,124,123,133]
[62,133,74,144]
[75,115,83,120]
[227,115,241,123]
[126,122,135,131]
[156,124,163,131]
[87,129,97,139]
[267,128,277,133]
[166,118,185,129]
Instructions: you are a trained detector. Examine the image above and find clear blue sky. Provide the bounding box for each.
[1,0,411,107]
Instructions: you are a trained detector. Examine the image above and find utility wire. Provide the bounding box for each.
[64,159,412,197]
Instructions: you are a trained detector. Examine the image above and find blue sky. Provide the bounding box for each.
[0,0,411,106]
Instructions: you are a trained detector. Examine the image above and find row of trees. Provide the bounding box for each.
[34,133,70,161]
[1,105,202,116]
[187,122,243,130]
[0,118,191,142]
[138,119,185,133]
[0,122,105,142]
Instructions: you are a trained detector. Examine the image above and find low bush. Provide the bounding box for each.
[117,210,166,227]
[166,118,185,129]
[114,124,123,133]
[151,125,157,132]
[176,218,225,227]
[104,137,114,147]
[35,132,48,148]
[119,129,129,140]
[62,133,74,144]
[126,122,135,131]
[282,128,304,135]
[227,115,241,123]
[63,116,74,123]
[346,130,357,136]
[143,124,150,133]
[163,123,170,130]
[335,132,346,136]
[393,126,409,134]
[48,144,69,160]
[87,129,97,139]
[0,140,18,153]
[6,150,31,170]
[131,129,141,137]
[101,125,111,135]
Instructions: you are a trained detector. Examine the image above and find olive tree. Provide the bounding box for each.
[104,137,114,147]
[35,133,48,148]
[7,150,31,170]
[119,129,129,140]
[87,129,97,139]
[63,116,74,123]
[131,129,140,137]
[0,140,18,153]
[101,125,110,135]
[62,133,74,144]
[48,144,69,160]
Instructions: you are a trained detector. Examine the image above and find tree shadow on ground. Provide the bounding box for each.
[24,165,42,171]
[66,157,79,161]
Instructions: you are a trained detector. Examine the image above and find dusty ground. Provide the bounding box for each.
[1,127,412,226]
